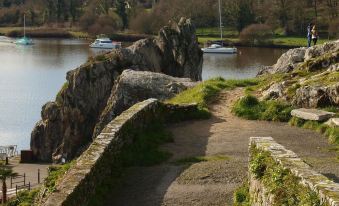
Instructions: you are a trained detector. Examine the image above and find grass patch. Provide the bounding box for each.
[88,123,173,206]
[232,95,293,122]
[250,146,324,206]
[167,77,258,114]
[173,155,229,165]
[233,182,250,206]
[289,117,339,153]
[7,188,40,206]
[119,123,173,167]
[44,162,73,193]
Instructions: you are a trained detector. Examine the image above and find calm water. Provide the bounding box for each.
[0,38,287,150]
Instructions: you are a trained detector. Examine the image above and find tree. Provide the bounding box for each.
[0,165,17,204]
[116,0,128,29]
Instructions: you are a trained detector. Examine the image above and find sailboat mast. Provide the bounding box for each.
[24,14,26,38]
[218,0,223,46]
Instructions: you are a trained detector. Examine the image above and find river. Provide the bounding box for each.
[0,38,287,151]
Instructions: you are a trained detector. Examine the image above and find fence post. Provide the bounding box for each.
[38,169,40,184]
[28,182,31,191]
[23,173,26,186]
[10,177,12,188]
[16,185,17,195]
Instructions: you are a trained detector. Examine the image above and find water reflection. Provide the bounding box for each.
[0,39,287,150]
[202,47,287,80]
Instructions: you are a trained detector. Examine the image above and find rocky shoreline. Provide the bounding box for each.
[30,18,203,163]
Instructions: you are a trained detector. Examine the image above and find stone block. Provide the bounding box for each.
[291,108,335,121]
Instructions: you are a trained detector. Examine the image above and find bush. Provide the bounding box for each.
[129,11,165,34]
[233,182,250,206]
[80,11,122,35]
[232,95,293,122]
[329,19,339,38]
[239,24,273,45]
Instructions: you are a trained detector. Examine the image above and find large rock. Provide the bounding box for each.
[258,40,339,75]
[293,84,339,108]
[258,48,306,74]
[92,70,196,137]
[30,18,203,162]
[325,118,339,127]
[291,108,335,121]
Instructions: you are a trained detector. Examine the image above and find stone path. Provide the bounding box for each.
[104,88,339,206]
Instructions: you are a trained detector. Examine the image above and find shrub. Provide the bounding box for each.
[232,95,292,122]
[239,24,273,45]
[329,19,339,38]
[233,182,250,206]
[80,11,122,35]
[129,11,165,34]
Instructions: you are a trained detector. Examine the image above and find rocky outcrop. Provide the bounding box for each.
[293,84,339,108]
[92,70,196,137]
[31,18,203,162]
[258,40,339,75]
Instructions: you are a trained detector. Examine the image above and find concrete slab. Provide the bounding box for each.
[291,108,335,121]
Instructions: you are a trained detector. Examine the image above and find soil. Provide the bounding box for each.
[104,88,339,206]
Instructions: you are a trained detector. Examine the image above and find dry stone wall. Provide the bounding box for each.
[249,137,339,206]
[41,99,199,206]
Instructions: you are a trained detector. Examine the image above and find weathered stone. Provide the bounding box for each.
[291,108,335,121]
[293,84,339,108]
[250,137,339,206]
[305,40,339,61]
[258,47,306,74]
[325,118,339,127]
[92,69,196,137]
[262,83,284,99]
[30,18,203,162]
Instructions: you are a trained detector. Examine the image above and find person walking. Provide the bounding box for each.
[307,23,313,47]
[311,25,319,46]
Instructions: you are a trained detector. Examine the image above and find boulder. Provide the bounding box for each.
[291,108,335,121]
[325,118,339,127]
[92,70,196,137]
[262,83,284,100]
[304,40,339,61]
[30,18,203,162]
[293,84,339,108]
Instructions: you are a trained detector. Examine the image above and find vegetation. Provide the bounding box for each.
[167,77,258,114]
[233,182,250,206]
[0,164,18,204]
[232,95,293,122]
[7,189,39,206]
[44,162,73,193]
[249,146,324,206]
[88,123,173,205]
[289,117,339,146]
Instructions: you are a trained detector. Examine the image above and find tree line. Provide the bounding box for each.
[0,0,338,37]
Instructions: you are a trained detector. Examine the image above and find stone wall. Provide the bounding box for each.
[249,137,339,206]
[41,99,199,206]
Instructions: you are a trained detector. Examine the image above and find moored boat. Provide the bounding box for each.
[15,14,34,45]
[90,38,122,49]
[202,44,237,54]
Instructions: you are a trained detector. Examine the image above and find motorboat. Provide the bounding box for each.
[90,38,122,49]
[201,0,237,54]
[15,14,34,45]
[202,44,237,54]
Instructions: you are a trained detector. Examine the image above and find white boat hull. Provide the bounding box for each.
[90,44,120,49]
[202,47,237,54]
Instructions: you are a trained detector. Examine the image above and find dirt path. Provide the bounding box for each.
[104,88,339,206]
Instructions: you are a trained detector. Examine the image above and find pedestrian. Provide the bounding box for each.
[307,23,313,47]
[311,25,319,46]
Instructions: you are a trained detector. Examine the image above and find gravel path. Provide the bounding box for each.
[104,88,339,206]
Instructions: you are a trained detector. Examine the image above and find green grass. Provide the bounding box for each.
[44,162,73,193]
[88,123,173,206]
[119,123,173,167]
[167,77,258,113]
[250,146,323,206]
[232,95,293,122]
[173,155,229,165]
[233,182,250,206]
[7,188,40,206]
[289,117,339,146]
[272,36,330,47]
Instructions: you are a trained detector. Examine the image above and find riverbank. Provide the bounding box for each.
[0,27,152,42]
[198,35,333,48]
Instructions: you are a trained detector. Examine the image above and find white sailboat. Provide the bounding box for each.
[202,0,237,54]
[15,14,34,45]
